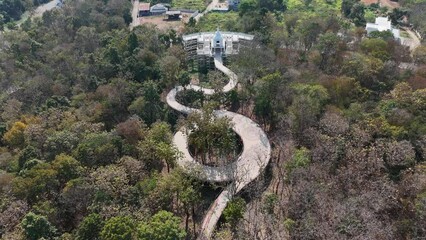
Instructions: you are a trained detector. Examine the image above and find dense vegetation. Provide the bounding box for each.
[0,0,426,239]
[0,0,52,29]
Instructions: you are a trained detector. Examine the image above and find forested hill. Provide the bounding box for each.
[0,0,426,239]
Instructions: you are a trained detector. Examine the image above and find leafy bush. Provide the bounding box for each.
[21,212,57,240]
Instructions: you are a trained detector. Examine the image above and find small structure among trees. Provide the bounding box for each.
[138,2,151,17]
[366,17,401,41]
[165,11,182,21]
[150,4,168,15]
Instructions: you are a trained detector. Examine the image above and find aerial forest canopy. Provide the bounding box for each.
[0,0,426,239]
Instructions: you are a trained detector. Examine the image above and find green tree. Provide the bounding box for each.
[369,30,395,41]
[51,154,82,186]
[127,32,139,53]
[285,147,311,176]
[348,3,366,26]
[321,76,363,108]
[76,213,104,240]
[360,38,390,61]
[44,130,79,161]
[389,8,408,25]
[239,0,258,16]
[137,210,186,240]
[413,46,426,64]
[18,145,40,170]
[316,32,341,71]
[145,169,201,231]
[140,81,163,125]
[139,122,177,172]
[185,104,237,165]
[289,84,329,138]
[364,9,376,23]
[296,19,323,52]
[254,72,286,127]
[342,0,359,17]
[3,121,27,148]
[74,132,121,167]
[178,71,191,87]
[342,53,384,90]
[100,216,135,240]
[21,212,57,240]
[259,0,286,12]
[13,163,59,203]
[159,56,181,87]
[223,197,246,227]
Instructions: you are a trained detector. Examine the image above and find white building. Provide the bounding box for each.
[183,30,254,57]
[366,17,401,40]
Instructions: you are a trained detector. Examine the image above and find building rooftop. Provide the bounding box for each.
[150,4,167,12]
[183,31,254,56]
[365,17,400,39]
[139,2,150,11]
[166,10,181,15]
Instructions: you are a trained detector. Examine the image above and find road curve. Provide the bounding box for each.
[166,54,271,239]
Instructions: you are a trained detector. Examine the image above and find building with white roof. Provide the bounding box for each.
[183,29,254,69]
[150,4,168,15]
[183,29,254,56]
[366,17,401,40]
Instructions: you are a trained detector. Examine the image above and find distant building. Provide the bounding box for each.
[138,3,151,17]
[150,4,168,15]
[366,17,401,40]
[165,11,182,20]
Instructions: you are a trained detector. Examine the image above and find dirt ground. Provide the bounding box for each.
[137,13,193,33]
[361,0,400,9]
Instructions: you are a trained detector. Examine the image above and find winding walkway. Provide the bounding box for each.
[166,53,271,239]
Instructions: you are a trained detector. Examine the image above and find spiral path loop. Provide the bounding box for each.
[166,53,271,239]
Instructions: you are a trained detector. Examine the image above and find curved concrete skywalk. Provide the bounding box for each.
[166,53,271,239]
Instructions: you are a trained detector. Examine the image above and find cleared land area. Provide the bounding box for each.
[361,0,400,9]
[172,0,210,11]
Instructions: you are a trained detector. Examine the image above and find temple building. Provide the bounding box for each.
[182,29,254,69]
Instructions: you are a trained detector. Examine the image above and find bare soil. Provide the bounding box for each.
[361,0,400,9]
[137,13,193,33]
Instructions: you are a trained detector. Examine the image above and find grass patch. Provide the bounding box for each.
[400,31,411,38]
[197,12,239,31]
[287,0,342,11]
[172,0,209,11]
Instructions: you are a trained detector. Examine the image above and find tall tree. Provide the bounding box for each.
[138,210,186,240]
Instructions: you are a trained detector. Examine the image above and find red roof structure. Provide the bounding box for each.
[139,2,150,11]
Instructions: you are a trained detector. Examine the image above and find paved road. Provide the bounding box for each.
[33,0,60,18]
[401,27,422,52]
[194,0,220,22]
[16,0,60,27]
[166,54,271,239]
[130,0,140,30]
